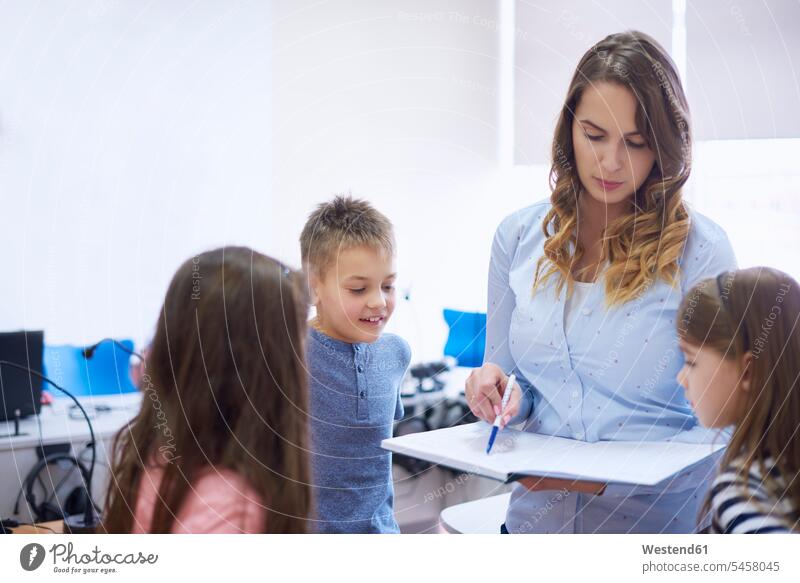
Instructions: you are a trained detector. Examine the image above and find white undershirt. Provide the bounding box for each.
[563,280,595,332]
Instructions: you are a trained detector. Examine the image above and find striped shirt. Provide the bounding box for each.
[709,456,798,534]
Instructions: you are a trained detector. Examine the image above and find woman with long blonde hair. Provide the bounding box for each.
[466,30,737,533]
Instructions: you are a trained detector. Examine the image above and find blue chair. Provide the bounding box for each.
[442,309,486,368]
[43,340,138,397]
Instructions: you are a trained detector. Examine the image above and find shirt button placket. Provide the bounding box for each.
[355,346,368,420]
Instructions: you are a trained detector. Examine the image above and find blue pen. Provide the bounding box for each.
[486,373,516,454]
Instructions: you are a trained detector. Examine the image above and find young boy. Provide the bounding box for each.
[300,195,411,533]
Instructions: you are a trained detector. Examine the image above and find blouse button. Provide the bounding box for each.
[582,307,592,316]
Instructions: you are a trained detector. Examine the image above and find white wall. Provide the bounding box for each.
[513,0,673,165]
[8,1,790,365]
[0,1,274,346]
[13,1,694,363]
[269,0,533,360]
[1,0,548,362]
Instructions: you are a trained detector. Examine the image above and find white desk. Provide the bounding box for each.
[393,366,513,533]
[440,492,511,534]
[0,393,142,522]
[399,364,469,406]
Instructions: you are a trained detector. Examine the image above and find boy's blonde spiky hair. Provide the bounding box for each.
[300,195,395,278]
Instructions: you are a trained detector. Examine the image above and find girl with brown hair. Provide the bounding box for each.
[677,267,799,533]
[466,30,737,533]
[101,247,312,533]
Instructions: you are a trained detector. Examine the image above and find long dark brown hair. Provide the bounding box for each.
[677,267,800,529]
[535,30,692,306]
[101,247,312,533]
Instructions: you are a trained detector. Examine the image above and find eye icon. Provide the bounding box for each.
[20,543,46,571]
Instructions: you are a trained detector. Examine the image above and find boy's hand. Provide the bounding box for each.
[465,363,521,428]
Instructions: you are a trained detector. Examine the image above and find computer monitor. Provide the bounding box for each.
[0,330,44,421]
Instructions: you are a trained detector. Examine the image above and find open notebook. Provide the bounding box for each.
[382,422,725,486]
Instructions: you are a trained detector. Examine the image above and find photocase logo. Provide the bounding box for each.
[20,543,46,571]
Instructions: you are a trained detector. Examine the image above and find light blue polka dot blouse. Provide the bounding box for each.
[487,197,738,533]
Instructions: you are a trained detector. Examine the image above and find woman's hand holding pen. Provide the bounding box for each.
[465,363,521,429]
[466,363,607,496]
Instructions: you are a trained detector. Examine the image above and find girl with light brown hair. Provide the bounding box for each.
[101,247,312,533]
[677,267,799,533]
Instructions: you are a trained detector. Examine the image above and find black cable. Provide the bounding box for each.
[69,403,112,420]
[0,360,97,529]
[26,522,57,533]
[44,466,77,508]
[82,338,144,361]
[1,519,57,534]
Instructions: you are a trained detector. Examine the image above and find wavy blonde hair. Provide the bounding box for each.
[534,31,691,306]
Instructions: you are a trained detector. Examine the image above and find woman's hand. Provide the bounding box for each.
[518,476,607,495]
[467,365,605,495]
[465,363,521,429]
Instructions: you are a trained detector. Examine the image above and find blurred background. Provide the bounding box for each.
[1,0,798,359]
[0,0,798,534]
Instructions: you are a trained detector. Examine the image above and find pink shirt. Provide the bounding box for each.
[131,465,266,533]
